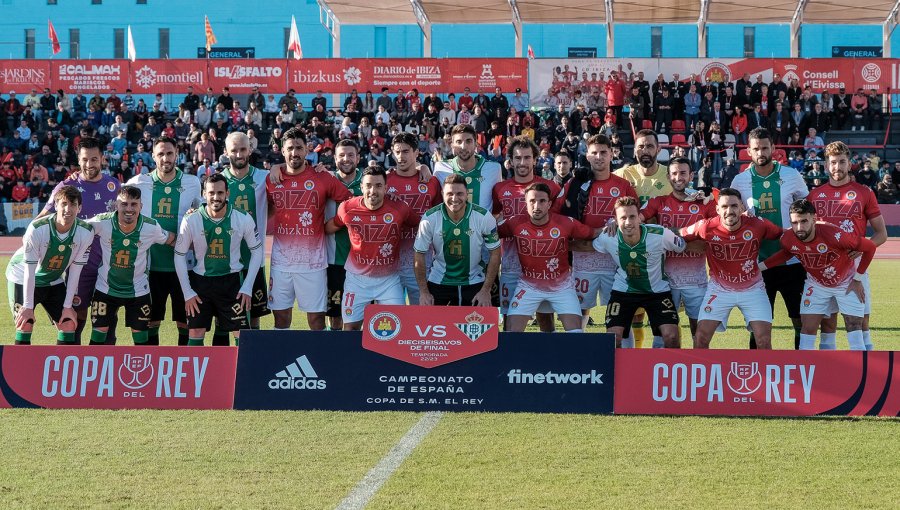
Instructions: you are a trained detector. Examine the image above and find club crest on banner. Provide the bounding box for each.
[455,310,494,342]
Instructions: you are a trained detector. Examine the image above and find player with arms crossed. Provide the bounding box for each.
[127,136,202,346]
[86,186,175,345]
[584,197,686,348]
[679,188,784,349]
[7,186,93,345]
[499,183,600,333]
[810,141,886,350]
[266,128,353,331]
[759,199,876,350]
[387,132,441,304]
[415,173,501,306]
[639,157,717,342]
[174,173,263,346]
[553,134,638,336]
[492,136,560,331]
[325,166,420,330]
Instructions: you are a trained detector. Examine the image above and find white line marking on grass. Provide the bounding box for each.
[335,411,443,510]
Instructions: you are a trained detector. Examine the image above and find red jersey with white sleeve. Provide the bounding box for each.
[680,215,783,291]
[553,174,637,272]
[385,172,441,270]
[266,168,353,273]
[809,182,880,237]
[492,177,561,275]
[333,196,420,277]
[497,213,595,292]
[641,195,717,288]
[763,222,875,287]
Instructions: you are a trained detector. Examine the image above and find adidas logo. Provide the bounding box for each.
[268,355,327,390]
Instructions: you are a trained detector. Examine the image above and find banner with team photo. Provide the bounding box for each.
[51,59,129,93]
[614,350,900,417]
[0,61,51,93]
[4,202,38,232]
[0,346,238,409]
[234,331,615,413]
[129,59,208,94]
[206,59,287,93]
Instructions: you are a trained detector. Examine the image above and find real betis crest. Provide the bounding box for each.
[455,310,494,342]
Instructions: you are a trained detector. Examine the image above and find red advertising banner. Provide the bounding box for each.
[446,59,527,92]
[206,59,287,93]
[0,61,51,92]
[614,350,899,417]
[287,59,367,94]
[362,305,499,368]
[51,59,129,93]
[129,59,208,94]
[0,346,237,409]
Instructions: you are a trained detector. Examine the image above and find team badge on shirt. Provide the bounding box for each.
[107,182,116,192]
[689,204,700,214]
[304,180,315,190]
[549,227,561,239]
[743,231,753,241]
[418,184,429,193]
[610,187,620,197]
[383,213,394,224]
[845,191,857,200]
[816,243,828,253]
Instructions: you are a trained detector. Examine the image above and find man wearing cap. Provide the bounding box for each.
[510,88,529,120]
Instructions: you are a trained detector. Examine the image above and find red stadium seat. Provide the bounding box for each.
[772,148,788,164]
[740,148,752,160]
[642,120,653,130]
[671,120,686,132]
[671,134,687,146]
[740,163,751,173]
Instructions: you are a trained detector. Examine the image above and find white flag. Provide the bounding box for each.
[288,15,303,60]
[127,25,136,62]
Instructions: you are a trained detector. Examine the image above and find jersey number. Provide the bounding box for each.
[233,195,249,212]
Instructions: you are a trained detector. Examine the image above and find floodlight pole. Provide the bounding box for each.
[509,0,523,58]
[697,0,709,58]
[410,0,432,57]
[884,0,900,57]
[605,0,614,56]
[789,0,807,58]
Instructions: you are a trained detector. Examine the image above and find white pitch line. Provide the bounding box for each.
[335,411,444,510]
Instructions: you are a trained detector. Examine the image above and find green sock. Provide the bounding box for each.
[56,331,75,345]
[147,326,160,346]
[188,337,205,346]
[15,331,32,345]
[90,329,108,345]
[177,327,189,346]
[793,326,802,350]
[234,335,239,347]
[132,330,149,345]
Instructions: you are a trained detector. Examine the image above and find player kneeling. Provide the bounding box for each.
[174,174,264,346]
[6,186,94,344]
[759,199,875,350]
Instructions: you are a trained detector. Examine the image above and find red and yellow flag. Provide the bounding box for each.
[204,15,217,53]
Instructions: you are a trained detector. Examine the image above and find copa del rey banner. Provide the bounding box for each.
[528,58,898,107]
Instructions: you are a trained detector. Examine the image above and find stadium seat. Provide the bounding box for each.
[671,120,686,132]
[725,148,735,161]
[642,120,653,130]
[740,148,752,160]
[657,134,669,145]
[740,163,751,173]
[724,133,735,146]
[657,149,670,162]
[772,148,788,164]
[671,134,687,146]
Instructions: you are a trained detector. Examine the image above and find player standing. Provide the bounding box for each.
[809,141,886,350]
[7,186,93,345]
[414,173,500,306]
[679,188,784,349]
[86,186,175,345]
[731,127,809,349]
[127,136,202,346]
[759,199,876,350]
[499,183,600,333]
[174,174,263,346]
[266,128,353,331]
[434,124,502,212]
[325,166,420,330]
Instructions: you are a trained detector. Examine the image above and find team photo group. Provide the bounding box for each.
[8,117,884,350]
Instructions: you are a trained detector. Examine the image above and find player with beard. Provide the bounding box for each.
[39,137,120,344]
[732,127,809,349]
[215,132,272,344]
[434,123,503,211]
[266,128,353,331]
[492,136,560,331]
[639,157,717,341]
[680,188,784,349]
[127,136,201,346]
[386,132,441,304]
[324,139,364,331]
[174,174,263,346]
[86,186,175,345]
[759,199,876,350]
[809,141,886,350]
[325,166,420,330]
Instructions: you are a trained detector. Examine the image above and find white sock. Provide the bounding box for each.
[274,327,291,331]
[621,335,635,348]
[863,330,874,351]
[566,329,583,333]
[848,330,865,351]
[799,333,817,350]
[819,332,837,350]
[652,336,665,348]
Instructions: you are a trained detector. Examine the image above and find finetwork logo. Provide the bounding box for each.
[269,355,327,390]
[507,369,603,385]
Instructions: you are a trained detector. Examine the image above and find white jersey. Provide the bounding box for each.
[434,155,502,211]
[591,224,686,294]
[86,213,171,298]
[414,203,500,286]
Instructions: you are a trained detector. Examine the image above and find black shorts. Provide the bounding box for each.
[490,279,500,308]
[605,290,679,337]
[91,291,152,331]
[9,282,65,323]
[244,266,271,318]
[189,272,249,332]
[326,264,346,318]
[149,271,186,323]
[762,263,807,319]
[427,281,484,306]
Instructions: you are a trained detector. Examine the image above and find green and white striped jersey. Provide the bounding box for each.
[414,203,500,286]
[127,170,202,272]
[434,155,502,211]
[222,166,269,265]
[87,213,171,298]
[6,215,94,287]
[591,224,686,294]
